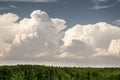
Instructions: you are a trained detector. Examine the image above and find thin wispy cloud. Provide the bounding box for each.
[10,5,17,8]
[92,5,113,10]
[0,0,57,2]
[91,0,114,10]
[0,7,9,10]
[96,0,108,2]
[0,5,17,10]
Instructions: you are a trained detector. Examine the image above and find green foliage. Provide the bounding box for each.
[0,65,120,80]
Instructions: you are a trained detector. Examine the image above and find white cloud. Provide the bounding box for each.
[0,13,19,54]
[61,22,120,66]
[0,0,57,2]
[0,10,120,67]
[1,10,66,62]
[63,22,120,49]
[62,22,120,58]
[108,39,120,55]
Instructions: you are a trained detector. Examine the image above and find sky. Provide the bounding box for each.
[0,0,120,67]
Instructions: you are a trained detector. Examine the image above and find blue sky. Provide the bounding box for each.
[0,0,120,67]
[0,0,120,27]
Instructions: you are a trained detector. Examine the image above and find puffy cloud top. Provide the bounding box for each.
[63,22,120,49]
[0,10,120,67]
[108,39,120,55]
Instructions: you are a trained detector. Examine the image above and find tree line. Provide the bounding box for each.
[0,65,120,80]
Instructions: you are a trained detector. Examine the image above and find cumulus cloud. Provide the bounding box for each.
[0,13,19,56]
[63,22,120,49]
[1,10,66,62]
[108,39,120,55]
[0,10,120,67]
[62,22,120,62]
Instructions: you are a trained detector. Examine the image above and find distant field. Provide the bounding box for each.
[0,65,120,80]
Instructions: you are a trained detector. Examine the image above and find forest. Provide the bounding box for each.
[0,65,120,80]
